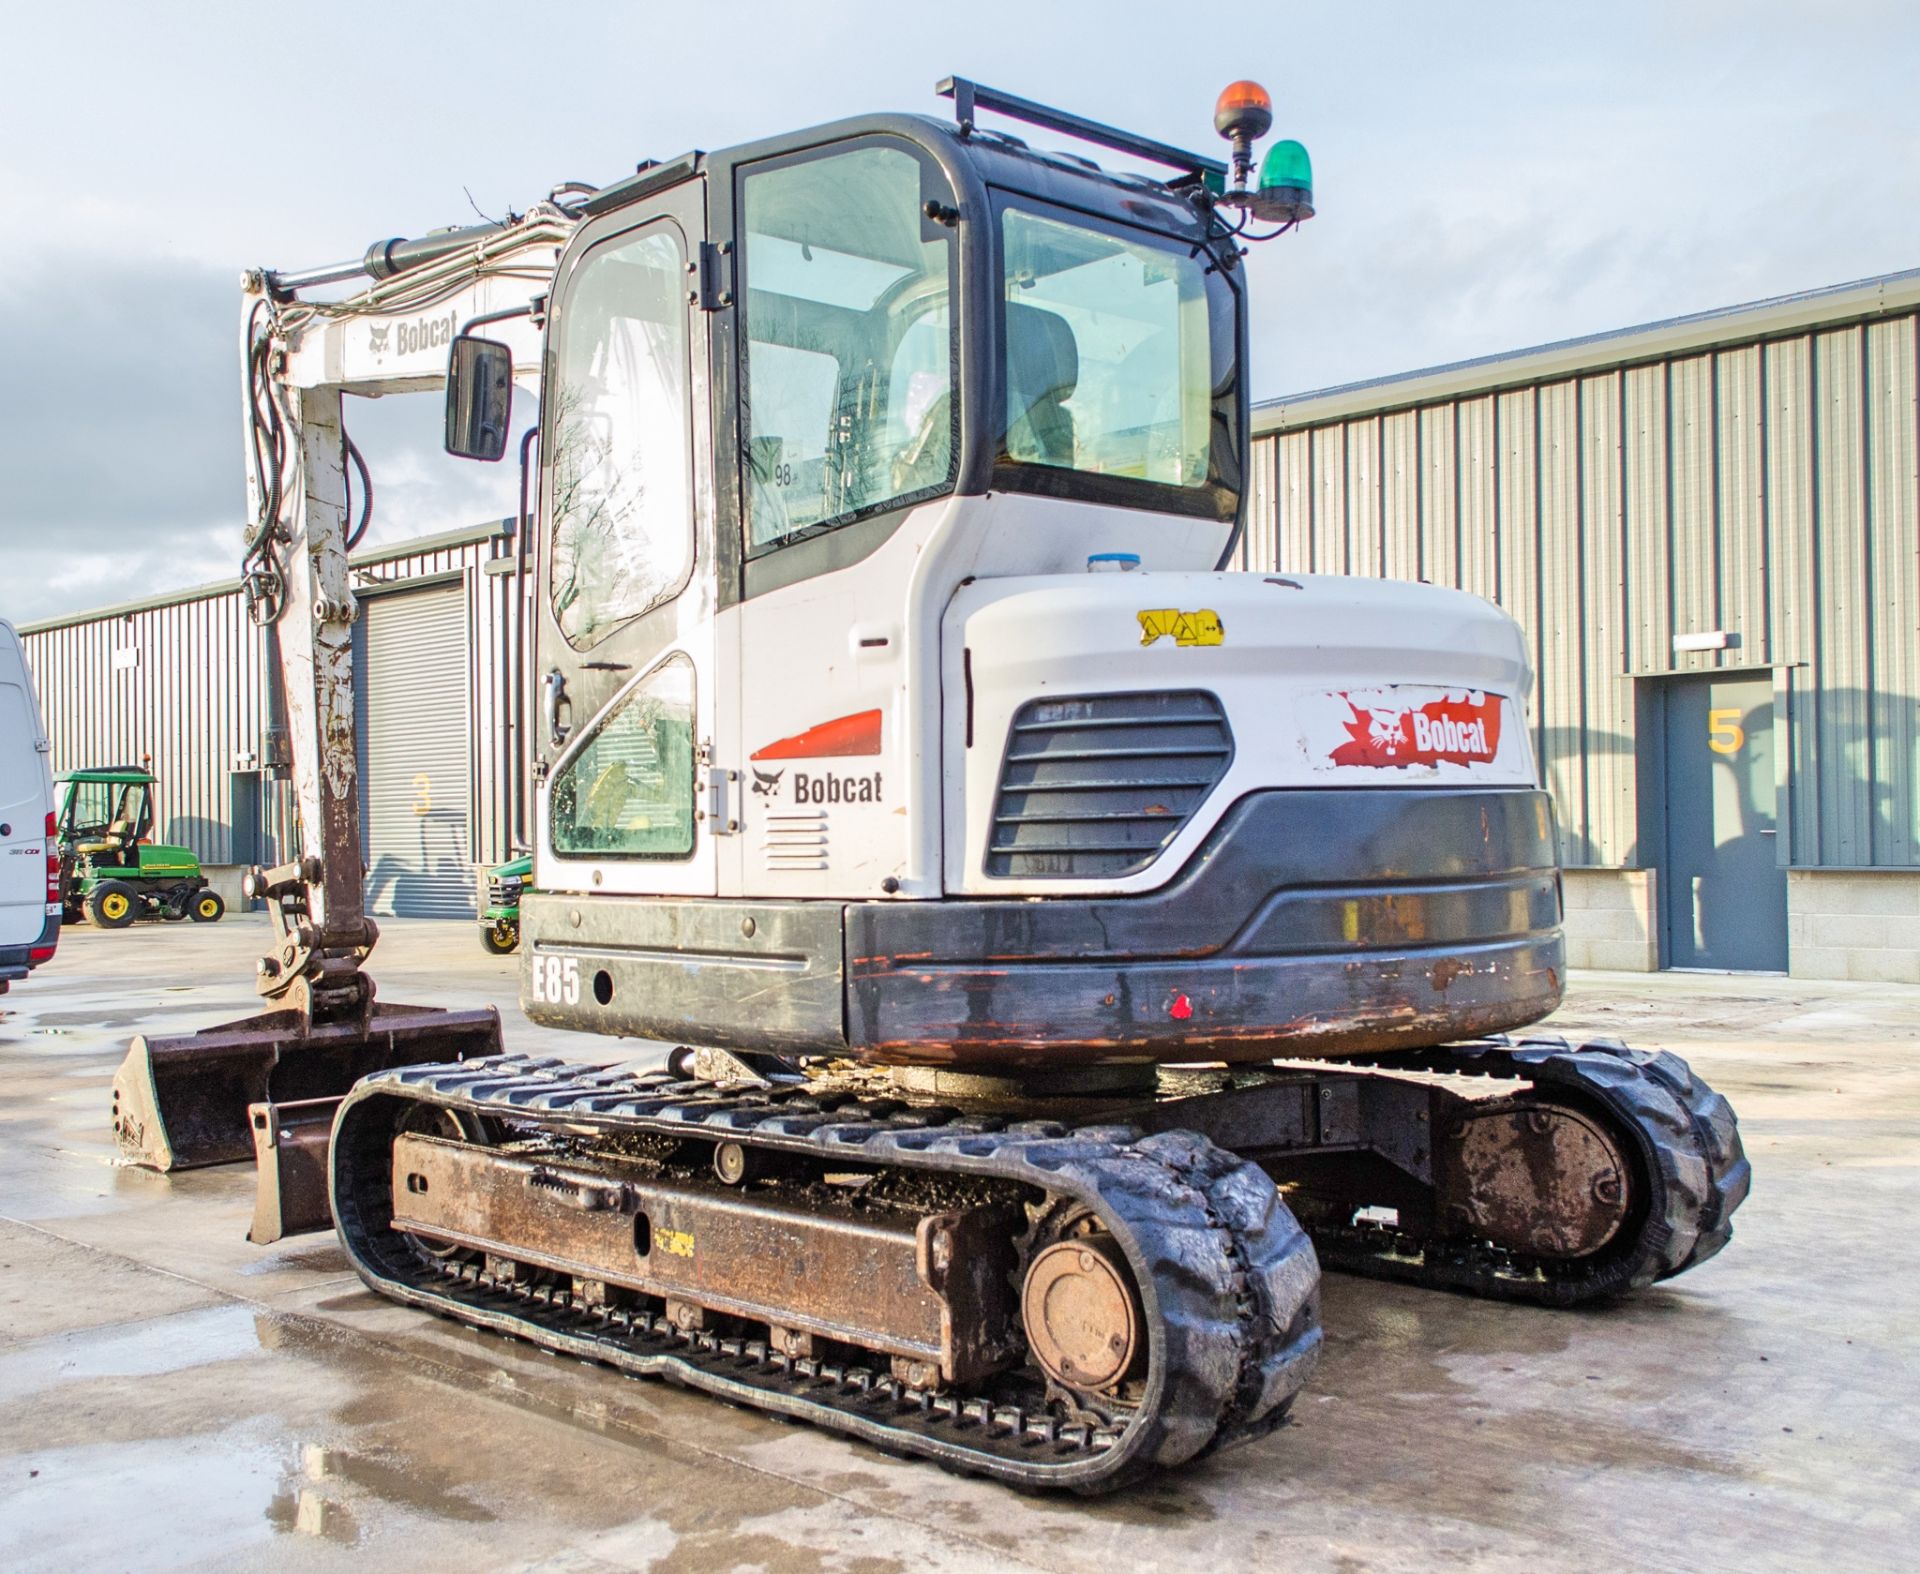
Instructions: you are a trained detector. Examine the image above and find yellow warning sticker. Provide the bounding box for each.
[1138,609,1225,647]
[657,1228,695,1259]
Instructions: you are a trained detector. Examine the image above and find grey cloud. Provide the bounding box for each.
[0,257,532,624]
[0,254,243,551]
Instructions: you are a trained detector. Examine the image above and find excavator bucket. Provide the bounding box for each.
[111,1000,502,1172]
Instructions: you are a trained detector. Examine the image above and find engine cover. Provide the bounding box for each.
[945,569,1537,895]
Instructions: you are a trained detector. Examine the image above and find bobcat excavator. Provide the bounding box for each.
[110,79,1749,1493]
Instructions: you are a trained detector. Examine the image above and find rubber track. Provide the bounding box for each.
[1309,1035,1751,1306]
[330,1055,1322,1493]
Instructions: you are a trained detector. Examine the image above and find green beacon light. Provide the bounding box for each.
[1212,81,1314,234]
[1250,139,1313,225]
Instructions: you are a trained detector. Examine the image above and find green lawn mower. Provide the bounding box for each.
[56,767,224,928]
[478,853,530,954]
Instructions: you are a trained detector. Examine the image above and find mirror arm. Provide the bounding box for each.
[459,302,536,336]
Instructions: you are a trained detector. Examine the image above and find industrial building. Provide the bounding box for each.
[1244,267,1920,983]
[22,521,524,919]
[21,268,1920,978]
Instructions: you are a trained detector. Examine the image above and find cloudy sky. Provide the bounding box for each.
[2,1,1915,624]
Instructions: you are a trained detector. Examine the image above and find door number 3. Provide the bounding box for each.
[1707,708,1745,755]
[532,955,580,1006]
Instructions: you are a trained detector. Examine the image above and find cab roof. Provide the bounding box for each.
[56,767,155,785]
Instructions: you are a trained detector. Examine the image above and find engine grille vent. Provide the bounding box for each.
[985,691,1232,879]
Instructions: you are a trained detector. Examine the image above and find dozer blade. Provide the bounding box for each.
[112,1001,502,1172]
[246,1096,341,1244]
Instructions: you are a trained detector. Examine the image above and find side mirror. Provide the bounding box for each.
[445,335,514,461]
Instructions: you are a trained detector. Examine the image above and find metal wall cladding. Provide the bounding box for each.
[1253,313,1920,871]
[20,523,519,872]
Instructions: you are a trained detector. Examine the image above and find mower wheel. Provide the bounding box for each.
[479,918,519,955]
[189,890,226,924]
[89,881,140,929]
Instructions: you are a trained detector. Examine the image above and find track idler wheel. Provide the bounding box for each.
[1443,1102,1632,1258]
[1022,1230,1144,1395]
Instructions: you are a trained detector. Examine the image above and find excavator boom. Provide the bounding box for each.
[110,209,574,1194]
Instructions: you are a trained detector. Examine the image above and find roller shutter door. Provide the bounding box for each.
[355,584,474,918]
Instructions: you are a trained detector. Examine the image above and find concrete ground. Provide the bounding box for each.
[2,914,1916,1572]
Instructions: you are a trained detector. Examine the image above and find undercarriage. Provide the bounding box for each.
[322,1034,1747,1491]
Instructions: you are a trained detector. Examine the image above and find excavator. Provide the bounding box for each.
[109,78,1748,1493]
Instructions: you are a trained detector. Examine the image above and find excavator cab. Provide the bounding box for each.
[490,100,1558,1070]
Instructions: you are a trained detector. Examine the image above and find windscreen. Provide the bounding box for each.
[999,203,1238,515]
[740,143,957,549]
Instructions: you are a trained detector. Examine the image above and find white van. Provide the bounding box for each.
[0,620,58,990]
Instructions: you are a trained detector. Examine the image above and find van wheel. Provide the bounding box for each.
[189,891,226,923]
[89,882,140,929]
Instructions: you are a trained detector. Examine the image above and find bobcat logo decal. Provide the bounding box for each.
[1331,692,1501,768]
[1365,709,1406,753]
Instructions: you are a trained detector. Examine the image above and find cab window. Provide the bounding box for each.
[997,200,1240,520]
[739,142,957,550]
[63,780,112,835]
[546,224,695,650]
[549,656,696,859]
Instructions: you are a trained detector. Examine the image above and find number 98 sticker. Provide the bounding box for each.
[531,955,581,1006]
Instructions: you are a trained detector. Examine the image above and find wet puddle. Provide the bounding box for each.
[0,1303,262,1403]
[0,1306,504,1569]
[276,1441,496,1527]
[2,1431,289,1569]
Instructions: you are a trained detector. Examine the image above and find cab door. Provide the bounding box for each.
[722,138,962,900]
[532,179,720,899]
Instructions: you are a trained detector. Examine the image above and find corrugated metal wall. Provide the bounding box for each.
[20,522,518,872]
[1250,313,1920,871]
[21,588,278,865]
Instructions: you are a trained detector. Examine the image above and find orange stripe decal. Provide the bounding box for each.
[750,709,883,761]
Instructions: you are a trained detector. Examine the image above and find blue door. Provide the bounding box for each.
[1661,674,1787,970]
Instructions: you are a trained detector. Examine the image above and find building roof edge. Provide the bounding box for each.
[17,518,513,635]
[1253,266,1920,433]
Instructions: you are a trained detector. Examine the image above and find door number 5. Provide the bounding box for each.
[1707,708,1745,755]
[532,955,580,1006]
